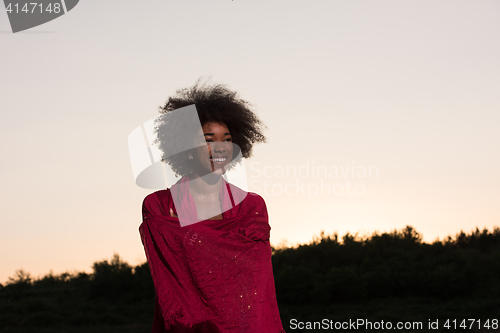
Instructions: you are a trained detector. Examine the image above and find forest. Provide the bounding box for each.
[1,225,499,332]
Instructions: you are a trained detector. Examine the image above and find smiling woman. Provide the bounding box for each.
[139,79,286,332]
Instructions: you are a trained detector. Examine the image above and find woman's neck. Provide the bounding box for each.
[187,173,223,199]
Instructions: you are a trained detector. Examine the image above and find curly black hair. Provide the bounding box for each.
[153,78,267,177]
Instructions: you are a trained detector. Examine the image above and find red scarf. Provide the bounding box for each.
[140,176,286,332]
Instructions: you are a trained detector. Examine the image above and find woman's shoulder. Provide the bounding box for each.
[226,182,266,208]
[246,191,266,204]
[142,189,170,218]
[241,191,268,217]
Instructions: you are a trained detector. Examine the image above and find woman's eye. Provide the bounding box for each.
[204,138,231,143]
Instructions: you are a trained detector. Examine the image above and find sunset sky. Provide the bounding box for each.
[1,0,499,284]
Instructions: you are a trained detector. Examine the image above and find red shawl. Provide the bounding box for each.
[139,176,285,332]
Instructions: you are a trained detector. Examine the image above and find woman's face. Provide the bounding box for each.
[191,122,233,176]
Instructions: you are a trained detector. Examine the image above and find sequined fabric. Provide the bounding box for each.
[140,176,285,332]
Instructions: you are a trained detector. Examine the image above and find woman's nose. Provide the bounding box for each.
[212,142,225,153]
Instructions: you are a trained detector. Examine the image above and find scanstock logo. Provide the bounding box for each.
[3,0,79,33]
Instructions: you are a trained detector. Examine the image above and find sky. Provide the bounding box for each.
[1,0,499,284]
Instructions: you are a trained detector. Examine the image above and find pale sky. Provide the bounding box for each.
[1,0,499,284]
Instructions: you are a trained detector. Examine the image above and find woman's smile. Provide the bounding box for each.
[210,155,228,164]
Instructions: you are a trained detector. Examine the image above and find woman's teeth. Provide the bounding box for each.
[210,157,227,164]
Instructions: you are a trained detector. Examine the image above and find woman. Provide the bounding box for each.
[139,80,285,332]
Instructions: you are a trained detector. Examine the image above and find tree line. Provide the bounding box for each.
[1,225,499,332]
